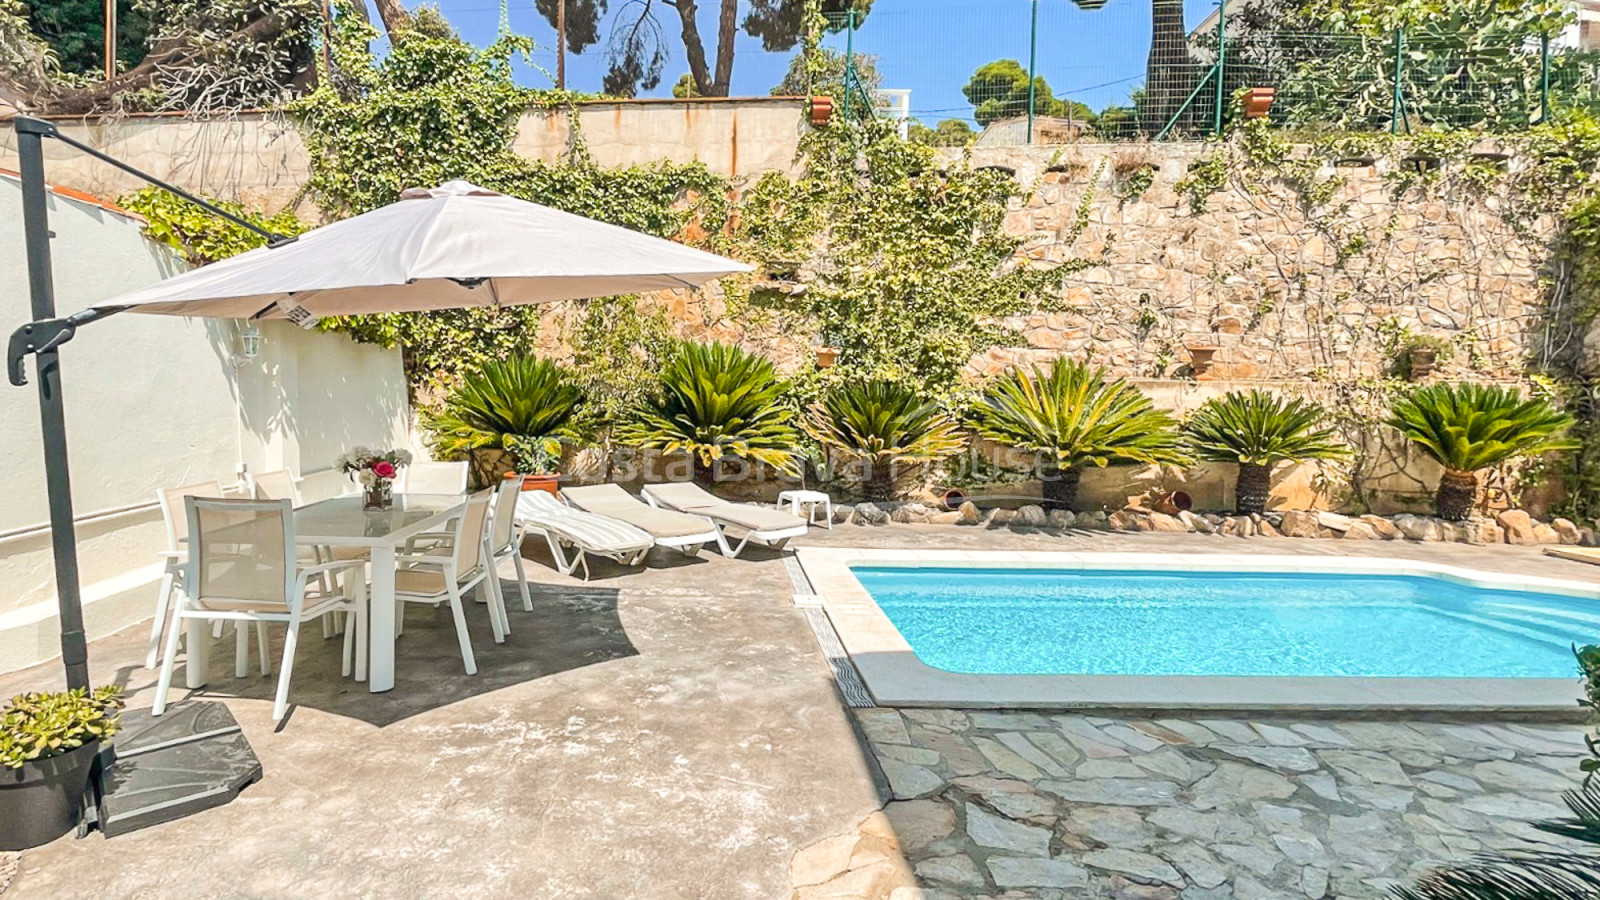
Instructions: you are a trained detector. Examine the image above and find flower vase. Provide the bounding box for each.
[363,478,394,511]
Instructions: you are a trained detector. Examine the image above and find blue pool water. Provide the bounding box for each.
[852,566,1600,679]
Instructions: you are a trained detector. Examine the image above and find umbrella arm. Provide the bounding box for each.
[8,307,124,387]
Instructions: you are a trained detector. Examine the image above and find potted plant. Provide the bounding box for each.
[1,686,123,850]
[1184,340,1223,381]
[1183,390,1348,516]
[421,355,584,489]
[336,446,413,510]
[1388,382,1577,521]
[504,436,563,495]
[968,360,1190,510]
[1403,336,1452,382]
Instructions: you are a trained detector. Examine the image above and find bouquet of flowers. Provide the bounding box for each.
[336,446,413,488]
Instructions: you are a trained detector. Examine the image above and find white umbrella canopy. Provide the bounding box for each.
[94,180,753,320]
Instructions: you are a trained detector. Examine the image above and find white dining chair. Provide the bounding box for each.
[153,497,368,722]
[252,469,301,505]
[397,461,468,495]
[147,480,225,669]
[488,479,533,616]
[392,490,506,675]
[255,467,350,640]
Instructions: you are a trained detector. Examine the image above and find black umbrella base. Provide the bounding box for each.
[89,701,261,838]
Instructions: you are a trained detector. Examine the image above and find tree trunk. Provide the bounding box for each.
[668,0,716,97]
[371,0,411,43]
[1235,462,1272,516]
[1040,464,1081,510]
[1435,469,1479,522]
[863,460,894,503]
[711,0,737,96]
[1143,0,1193,134]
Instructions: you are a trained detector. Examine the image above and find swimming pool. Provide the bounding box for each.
[798,550,1600,710]
[853,566,1598,679]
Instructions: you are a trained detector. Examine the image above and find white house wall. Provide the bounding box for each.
[0,175,410,675]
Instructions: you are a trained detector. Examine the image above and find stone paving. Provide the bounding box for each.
[789,709,1590,900]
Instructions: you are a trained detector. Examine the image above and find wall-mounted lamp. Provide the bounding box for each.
[235,322,261,366]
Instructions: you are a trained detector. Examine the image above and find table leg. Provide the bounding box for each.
[186,617,210,690]
[368,544,396,692]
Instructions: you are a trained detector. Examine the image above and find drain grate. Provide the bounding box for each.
[785,555,874,708]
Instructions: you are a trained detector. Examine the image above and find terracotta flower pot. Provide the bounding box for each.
[507,472,560,495]
[1241,87,1275,119]
[1186,345,1221,381]
[1407,348,1437,382]
[942,488,968,510]
[815,347,840,369]
[810,96,834,127]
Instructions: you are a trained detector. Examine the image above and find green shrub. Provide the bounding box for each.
[0,686,124,769]
[421,355,584,478]
[969,360,1189,510]
[807,380,965,501]
[1388,383,1577,521]
[1183,390,1347,515]
[616,341,800,482]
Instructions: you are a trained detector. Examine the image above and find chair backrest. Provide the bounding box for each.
[399,461,468,495]
[158,480,225,551]
[645,481,723,511]
[252,469,300,504]
[186,496,295,611]
[451,490,494,576]
[560,484,640,513]
[490,479,522,552]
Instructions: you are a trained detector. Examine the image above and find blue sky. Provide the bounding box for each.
[414,0,1222,124]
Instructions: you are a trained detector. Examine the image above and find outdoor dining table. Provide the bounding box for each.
[182,492,467,695]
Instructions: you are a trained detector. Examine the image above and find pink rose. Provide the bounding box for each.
[372,461,397,479]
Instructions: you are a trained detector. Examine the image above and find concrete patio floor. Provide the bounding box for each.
[1,525,1596,899]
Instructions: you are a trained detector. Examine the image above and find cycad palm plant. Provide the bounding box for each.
[1388,383,1577,521]
[1183,390,1348,516]
[969,360,1189,509]
[617,341,800,482]
[422,355,584,480]
[807,380,966,501]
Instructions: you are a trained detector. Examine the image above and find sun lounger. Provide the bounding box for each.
[641,482,809,558]
[559,485,722,557]
[1545,546,1600,567]
[514,490,655,581]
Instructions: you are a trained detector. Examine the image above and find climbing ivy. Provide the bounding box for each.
[119,186,307,265]
[732,119,1082,409]
[286,0,734,387]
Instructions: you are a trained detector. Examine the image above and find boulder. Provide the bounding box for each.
[1256,517,1281,537]
[1143,512,1189,533]
[1341,521,1377,540]
[1359,514,1400,540]
[855,502,890,526]
[956,501,982,526]
[1107,510,1142,532]
[832,503,856,525]
[1532,523,1561,545]
[1277,510,1320,538]
[927,511,963,525]
[1582,527,1599,547]
[985,508,1016,527]
[1395,514,1442,542]
[1495,509,1537,545]
[891,503,934,524]
[1048,509,1078,528]
[1317,511,1353,532]
[1229,517,1253,537]
[1553,518,1583,545]
[1013,505,1049,527]
[1080,510,1109,529]
[1180,510,1214,534]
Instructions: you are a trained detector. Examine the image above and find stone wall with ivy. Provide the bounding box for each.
[961,135,1571,385]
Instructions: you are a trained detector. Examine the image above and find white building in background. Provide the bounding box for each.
[1555,0,1600,50]
[0,171,411,674]
[873,89,912,139]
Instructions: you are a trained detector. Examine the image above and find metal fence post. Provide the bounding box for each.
[1391,27,1405,134]
[1541,31,1552,123]
[1027,0,1039,144]
[1212,0,1227,136]
[843,7,856,120]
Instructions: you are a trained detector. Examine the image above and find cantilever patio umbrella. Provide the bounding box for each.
[8,113,749,836]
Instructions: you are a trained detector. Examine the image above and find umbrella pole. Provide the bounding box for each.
[15,117,91,693]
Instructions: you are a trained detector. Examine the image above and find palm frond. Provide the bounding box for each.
[421,355,584,459]
[1184,389,1348,466]
[616,341,800,474]
[968,359,1189,470]
[1388,383,1578,473]
[806,380,966,498]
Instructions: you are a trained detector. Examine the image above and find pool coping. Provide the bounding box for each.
[795,548,1598,712]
